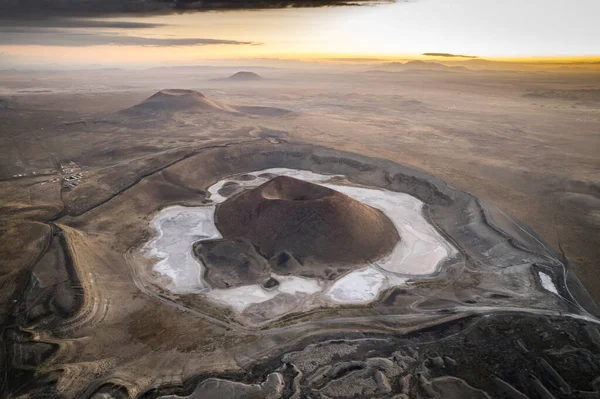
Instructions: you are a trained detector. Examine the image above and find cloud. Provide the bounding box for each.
[323,57,387,62]
[0,0,394,20]
[0,19,167,29]
[0,1,392,48]
[422,52,478,59]
[0,31,260,47]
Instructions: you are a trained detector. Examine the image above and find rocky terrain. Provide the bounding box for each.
[1,67,599,398]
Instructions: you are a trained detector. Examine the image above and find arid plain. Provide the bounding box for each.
[1,63,600,398]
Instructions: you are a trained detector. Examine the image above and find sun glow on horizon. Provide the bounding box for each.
[0,0,599,68]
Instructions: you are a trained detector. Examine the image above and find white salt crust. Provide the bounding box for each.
[143,168,457,315]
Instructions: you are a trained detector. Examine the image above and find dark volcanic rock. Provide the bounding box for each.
[193,238,271,289]
[262,277,280,290]
[215,176,400,270]
[234,174,257,182]
[269,250,304,275]
[217,181,242,198]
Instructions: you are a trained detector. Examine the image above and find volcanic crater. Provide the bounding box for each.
[207,176,400,281]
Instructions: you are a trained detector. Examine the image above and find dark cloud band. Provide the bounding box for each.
[0,0,394,20]
[0,0,393,48]
[0,31,260,47]
[0,19,167,29]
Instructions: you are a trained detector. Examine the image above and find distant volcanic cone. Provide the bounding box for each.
[226,71,263,81]
[215,176,400,267]
[124,89,238,114]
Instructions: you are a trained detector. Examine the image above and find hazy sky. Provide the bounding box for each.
[1,0,599,67]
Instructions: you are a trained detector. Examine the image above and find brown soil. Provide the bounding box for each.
[215,176,400,267]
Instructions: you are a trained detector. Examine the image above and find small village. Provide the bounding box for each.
[59,161,85,188]
[10,160,86,188]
